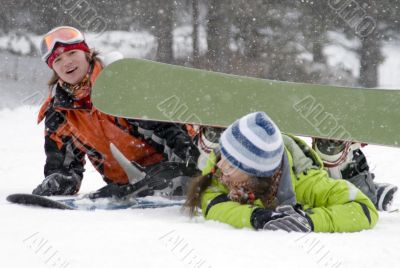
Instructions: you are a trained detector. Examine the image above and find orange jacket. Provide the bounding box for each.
[38,60,198,184]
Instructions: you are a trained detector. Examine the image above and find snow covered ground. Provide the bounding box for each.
[0,106,399,268]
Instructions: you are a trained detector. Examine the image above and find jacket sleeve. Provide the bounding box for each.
[294,169,378,232]
[127,119,200,164]
[43,106,86,178]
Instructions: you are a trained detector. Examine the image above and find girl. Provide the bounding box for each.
[192,126,397,212]
[33,26,199,196]
[185,112,378,232]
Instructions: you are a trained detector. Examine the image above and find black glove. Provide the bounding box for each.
[251,205,313,232]
[89,161,200,199]
[32,172,82,196]
[88,183,137,199]
[173,139,200,166]
[139,161,199,196]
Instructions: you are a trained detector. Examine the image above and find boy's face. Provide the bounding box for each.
[52,49,89,86]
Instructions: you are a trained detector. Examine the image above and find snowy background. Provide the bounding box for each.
[1,19,400,268]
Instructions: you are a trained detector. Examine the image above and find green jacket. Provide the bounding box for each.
[200,134,378,232]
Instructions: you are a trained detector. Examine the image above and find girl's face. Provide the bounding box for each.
[217,157,252,185]
[52,49,89,85]
[217,156,258,203]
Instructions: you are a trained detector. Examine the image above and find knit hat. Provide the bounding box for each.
[219,112,284,177]
[47,42,90,68]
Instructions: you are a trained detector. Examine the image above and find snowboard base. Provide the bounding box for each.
[6,193,185,210]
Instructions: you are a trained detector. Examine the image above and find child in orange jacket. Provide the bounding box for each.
[33,26,199,196]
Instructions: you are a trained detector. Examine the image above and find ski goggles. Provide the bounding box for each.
[40,26,85,62]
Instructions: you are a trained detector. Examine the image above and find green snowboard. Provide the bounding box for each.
[92,58,400,147]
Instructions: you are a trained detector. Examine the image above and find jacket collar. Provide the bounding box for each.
[52,84,91,110]
[52,60,103,110]
[276,151,297,206]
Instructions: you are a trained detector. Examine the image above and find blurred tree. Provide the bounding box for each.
[206,0,232,72]
[153,0,174,63]
[356,0,400,87]
[296,1,328,64]
[192,0,200,67]
[358,1,381,87]
[314,0,400,87]
[230,1,311,81]
[0,0,14,34]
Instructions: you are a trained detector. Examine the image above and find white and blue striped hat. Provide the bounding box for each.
[219,112,284,177]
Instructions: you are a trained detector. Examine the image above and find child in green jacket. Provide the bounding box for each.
[185,112,378,232]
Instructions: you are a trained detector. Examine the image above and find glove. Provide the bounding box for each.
[88,183,137,199]
[251,205,312,232]
[89,161,200,199]
[173,139,200,166]
[32,172,82,196]
[139,161,199,195]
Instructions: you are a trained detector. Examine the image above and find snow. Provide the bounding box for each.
[0,106,399,268]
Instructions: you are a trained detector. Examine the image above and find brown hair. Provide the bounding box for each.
[184,172,215,217]
[47,50,101,88]
[252,164,283,209]
[184,157,283,217]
